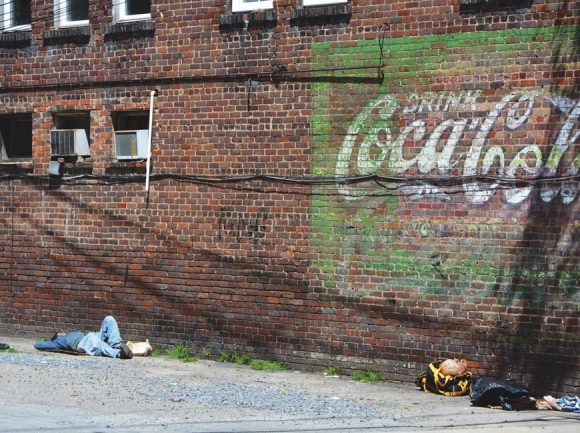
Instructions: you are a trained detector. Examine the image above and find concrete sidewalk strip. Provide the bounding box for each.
[0,335,577,433]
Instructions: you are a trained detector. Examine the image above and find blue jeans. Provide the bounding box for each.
[34,316,123,358]
[34,331,84,352]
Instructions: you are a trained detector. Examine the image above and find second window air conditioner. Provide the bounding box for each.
[50,129,90,157]
[115,130,149,160]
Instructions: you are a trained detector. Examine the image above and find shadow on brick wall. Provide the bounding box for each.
[492,23,580,394]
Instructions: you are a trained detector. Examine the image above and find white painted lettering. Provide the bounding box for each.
[336,91,580,205]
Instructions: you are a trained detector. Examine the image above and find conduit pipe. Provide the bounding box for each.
[145,90,157,192]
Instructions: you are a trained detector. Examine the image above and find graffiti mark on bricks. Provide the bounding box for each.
[336,91,580,204]
[218,208,268,245]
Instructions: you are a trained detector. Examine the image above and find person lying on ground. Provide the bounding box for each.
[34,316,132,359]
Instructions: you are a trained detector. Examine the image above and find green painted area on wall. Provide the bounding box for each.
[311,24,580,86]
[309,25,580,304]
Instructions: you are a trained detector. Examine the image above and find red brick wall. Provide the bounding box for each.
[0,0,579,395]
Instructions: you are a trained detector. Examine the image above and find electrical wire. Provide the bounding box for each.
[0,0,384,92]
[2,171,580,188]
[377,23,387,80]
[1,4,575,197]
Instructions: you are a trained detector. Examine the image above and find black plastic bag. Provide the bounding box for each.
[470,377,530,410]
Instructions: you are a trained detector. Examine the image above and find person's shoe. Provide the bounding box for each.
[118,342,133,359]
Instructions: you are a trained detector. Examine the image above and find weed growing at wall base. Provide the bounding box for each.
[250,359,288,371]
[217,351,288,371]
[167,344,198,363]
[351,369,385,383]
[217,351,252,365]
[324,365,341,376]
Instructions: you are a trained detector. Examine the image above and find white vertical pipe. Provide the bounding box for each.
[145,90,156,191]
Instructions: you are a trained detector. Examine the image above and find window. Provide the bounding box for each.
[0,0,31,31]
[51,112,90,157]
[0,114,32,161]
[55,0,89,28]
[232,0,273,13]
[115,0,151,22]
[303,0,347,6]
[113,111,150,160]
[53,112,90,145]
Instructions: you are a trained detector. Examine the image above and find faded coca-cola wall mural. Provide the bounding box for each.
[336,91,580,205]
[310,26,580,312]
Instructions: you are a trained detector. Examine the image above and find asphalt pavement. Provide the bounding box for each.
[0,334,578,433]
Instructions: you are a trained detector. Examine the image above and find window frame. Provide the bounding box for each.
[232,0,274,13]
[114,0,151,23]
[0,0,32,32]
[55,0,89,29]
[302,0,347,6]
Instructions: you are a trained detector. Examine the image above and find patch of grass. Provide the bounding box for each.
[167,343,198,363]
[217,351,287,371]
[216,351,231,363]
[250,359,288,371]
[233,352,252,365]
[0,347,16,353]
[351,369,385,383]
[324,365,341,376]
[152,347,164,356]
[202,347,212,358]
[217,351,251,365]
[180,356,198,363]
[167,343,190,359]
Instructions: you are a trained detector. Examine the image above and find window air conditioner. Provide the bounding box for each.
[115,129,149,160]
[50,129,90,157]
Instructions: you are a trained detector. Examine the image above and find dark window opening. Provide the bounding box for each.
[54,112,89,130]
[13,0,31,26]
[0,114,33,160]
[68,0,89,22]
[113,111,150,130]
[459,0,534,14]
[127,0,151,16]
